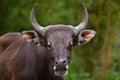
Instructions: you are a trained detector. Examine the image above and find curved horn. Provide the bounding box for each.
[30,4,45,36]
[74,3,88,35]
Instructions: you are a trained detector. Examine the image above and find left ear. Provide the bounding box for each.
[77,30,96,45]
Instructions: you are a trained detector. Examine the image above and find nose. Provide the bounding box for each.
[55,57,68,65]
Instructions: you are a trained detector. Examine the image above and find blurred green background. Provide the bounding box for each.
[0,0,120,80]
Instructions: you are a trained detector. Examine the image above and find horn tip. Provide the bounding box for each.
[82,3,85,5]
[31,4,37,12]
[81,3,85,8]
[33,4,37,8]
[81,3,88,15]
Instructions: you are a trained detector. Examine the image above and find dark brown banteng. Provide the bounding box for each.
[0,3,96,80]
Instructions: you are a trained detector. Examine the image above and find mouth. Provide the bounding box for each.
[53,65,69,76]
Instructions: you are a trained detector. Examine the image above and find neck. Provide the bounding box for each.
[36,46,64,80]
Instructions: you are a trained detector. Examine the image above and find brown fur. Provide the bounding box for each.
[0,26,95,80]
[0,30,67,80]
[0,32,21,54]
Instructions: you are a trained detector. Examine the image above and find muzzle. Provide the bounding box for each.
[53,57,69,76]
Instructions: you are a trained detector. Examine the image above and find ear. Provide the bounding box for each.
[77,30,96,45]
[22,30,38,42]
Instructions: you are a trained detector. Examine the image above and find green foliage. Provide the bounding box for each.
[0,0,120,80]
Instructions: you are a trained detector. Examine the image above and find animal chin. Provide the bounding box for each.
[53,65,69,76]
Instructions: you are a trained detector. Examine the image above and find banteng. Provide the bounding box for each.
[0,3,96,80]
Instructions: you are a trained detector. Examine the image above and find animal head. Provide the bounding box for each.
[22,3,96,76]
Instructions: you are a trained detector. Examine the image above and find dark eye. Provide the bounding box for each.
[47,42,53,50]
[69,43,73,48]
[67,40,73,50]
[68,43,73,49]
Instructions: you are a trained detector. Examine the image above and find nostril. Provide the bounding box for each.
[55,58,68,65]
[63,60,66,64]
[55,60,58,65]
[59,58,66,64]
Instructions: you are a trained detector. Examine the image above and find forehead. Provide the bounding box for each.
[45,25,75,41]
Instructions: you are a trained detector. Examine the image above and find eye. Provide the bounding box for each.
[67,40,73,50]
[68,43,73,49]
[69,43,73,48]
[47,42,53,50]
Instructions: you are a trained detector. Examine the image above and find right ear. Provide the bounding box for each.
[21,30,46,46]
[22,30,38,42]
